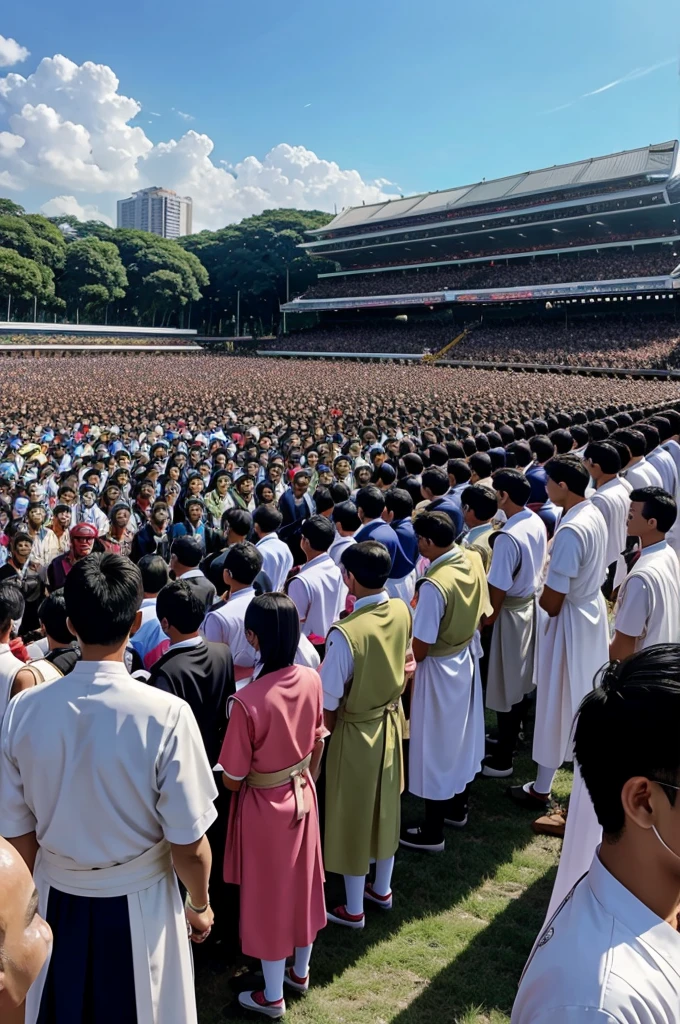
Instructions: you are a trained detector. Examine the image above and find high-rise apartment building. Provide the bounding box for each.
[116,187,193,238]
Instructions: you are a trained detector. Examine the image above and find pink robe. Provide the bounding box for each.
[219,664,327,960]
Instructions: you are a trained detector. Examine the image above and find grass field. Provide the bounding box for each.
[196,750,571,1024]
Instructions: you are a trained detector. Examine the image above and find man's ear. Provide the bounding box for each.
[66,617,78,640]
[129,609,143,637]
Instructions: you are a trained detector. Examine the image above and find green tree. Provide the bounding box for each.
[113,231,208,326]
[0,199,25,217]
[0,246,58,319]
[180,208,334,336]
[0,213,66,271]
[59,236,128,321]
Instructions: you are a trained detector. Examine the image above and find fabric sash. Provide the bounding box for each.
[39,838,172,898]
[503,594,534,611]
[338,700,400,725]
[246,753,312,821]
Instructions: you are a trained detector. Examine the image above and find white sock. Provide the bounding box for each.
[373,856,395,897]
[293,943,313,979]
[261,958,286,1002]
[343,874,366,916]
[534,765,557,795]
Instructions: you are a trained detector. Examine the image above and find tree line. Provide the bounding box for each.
[0,199,334,335]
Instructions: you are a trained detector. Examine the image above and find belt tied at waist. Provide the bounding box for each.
[246,753,312,821]
[338,700,400,725]
[503,594,536,611]
[38,838,172,898]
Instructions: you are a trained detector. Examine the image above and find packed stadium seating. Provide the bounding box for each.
[300,249,675,300]
[0,332,196,347]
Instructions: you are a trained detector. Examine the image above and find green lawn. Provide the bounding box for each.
[197,753,571,1024]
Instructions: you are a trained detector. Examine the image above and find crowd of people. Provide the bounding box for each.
[263,314,680,368]
[0,332,196,347]
[301,249,676,301]
[3,353,680,1023]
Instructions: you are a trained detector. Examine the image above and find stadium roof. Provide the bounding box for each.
[310,141,678,235]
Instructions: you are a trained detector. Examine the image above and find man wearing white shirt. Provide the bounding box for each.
[327,500,359,567]
[639,422,678,500]
[513,646,680,1024]
[584,442,631,594]
[288,516,347,649]
[611,427,664,490]
[201,542,262,685]
[253,505,293,592]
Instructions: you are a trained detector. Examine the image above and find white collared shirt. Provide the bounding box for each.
[255,531,294,592]
[200,586,256,668]
[512,850,680,1022]
[167,635,204,653]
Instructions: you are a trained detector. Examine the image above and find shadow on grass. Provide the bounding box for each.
[197,749,560,1022]
[389,868,557,1024]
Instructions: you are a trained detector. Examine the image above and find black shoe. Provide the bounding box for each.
[443,812,468,829]
[506,783,551,811]
[481,754,514,778]
[399,826,445,852]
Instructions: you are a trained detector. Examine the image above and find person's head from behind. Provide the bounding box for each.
[460,484,499,528]
[333,500,361,536]
[447,458,471,489]
[492,468,531,513]
[0,836,52,1012]
[138,553,170,597]
[529,435,555,465]
[575,645,680,875]
[156,579,206,639]
[355,485,385,522]
[222,507,252,546]
[313,487,335,517]
[38,589,73,647]
[583,442,622,485]
[340,540,391,597]
[628,486,677,543]
[468,452,492,484]
[244,592,300,676]
[544,454,589,507]
[300,514,335,559]
[420,467,449,502]
[223,541,262,591]
[383,488,413,524]
[252,504,283,539]
[64,553,143,650]
[170,536,203,576]
[611,428,646,463]
[413,510,456,559]
[0,583,24,643]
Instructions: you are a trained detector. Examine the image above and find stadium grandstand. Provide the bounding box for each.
[278,141,680,367]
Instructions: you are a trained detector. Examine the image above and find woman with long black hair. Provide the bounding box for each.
[218,593,326,1019]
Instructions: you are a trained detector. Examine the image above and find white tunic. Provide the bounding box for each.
[621,457,663,490]
[514,852,680,1023]
[201,586,256,676]
[328,531,356,567]
[409,552,485,801]
[0,660,218,1024]
[533,501,609,770]
[255,531,294,592]
[647,445,679,499]
[590,477,631,572]
[288,553,347,638]
[487,508,547,599]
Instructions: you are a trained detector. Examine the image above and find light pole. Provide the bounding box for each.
[236,290,240,338]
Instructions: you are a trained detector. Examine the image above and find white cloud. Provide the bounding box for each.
[39,194,113,225]
[0,50,396,230]
[0,35,29,68]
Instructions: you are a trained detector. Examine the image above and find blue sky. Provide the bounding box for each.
[1,0,678,228]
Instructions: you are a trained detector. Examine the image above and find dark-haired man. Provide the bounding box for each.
[322,541,411,929]
[509,455,608,829]
[402,512,490,850]
[170,536,216,612]
[288,515,346,652]
[253,505,293,592]
[201,541,262,684]
[130,498,171,563]
[513,646,680,1022]
[25,590,80,681]
[328,500,359,567]
[0,553,218,1023]
[128,553,170,670]
[612,427,664,490]
[481,470,547,779]
[585,441,631,594]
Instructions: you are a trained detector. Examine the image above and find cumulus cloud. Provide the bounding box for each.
[0,35,29,68]
[39,194,113,225]
[0,50,396,230]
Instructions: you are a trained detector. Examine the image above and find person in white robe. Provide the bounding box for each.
[401,511,490,852]
[509,455,609,823]
[201,541,261,684]
[327,500,358,567]
[514,646,680,1023]
[0,553,218,1024]
[253,506,293,592]
[287,516,347,648]
[584,441,631,593]
[612,427,664,489]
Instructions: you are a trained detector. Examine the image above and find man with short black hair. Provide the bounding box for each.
[201,541,262,683]
[446,459,472,507]
[130,498,171,563]
[460,484,499,570]
[402,512,490,850]
[481,469,547,779]
[509,455,609,830]
[612,428,664,490]
[328,500,360,567]
[0,553,218,1023]
[420,469,464,537]
[26,590,80,680]
[128,554,170,670]
[585,441,631,593]
[170,536,216,612]
[288,516,346,651]
[253,504,293,591]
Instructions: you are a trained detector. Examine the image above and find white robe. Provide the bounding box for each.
[589,477,630,587]
[0,660,218,1024]
[409,552,484,801]
[532,501,609,771]
[546,540,680,920]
